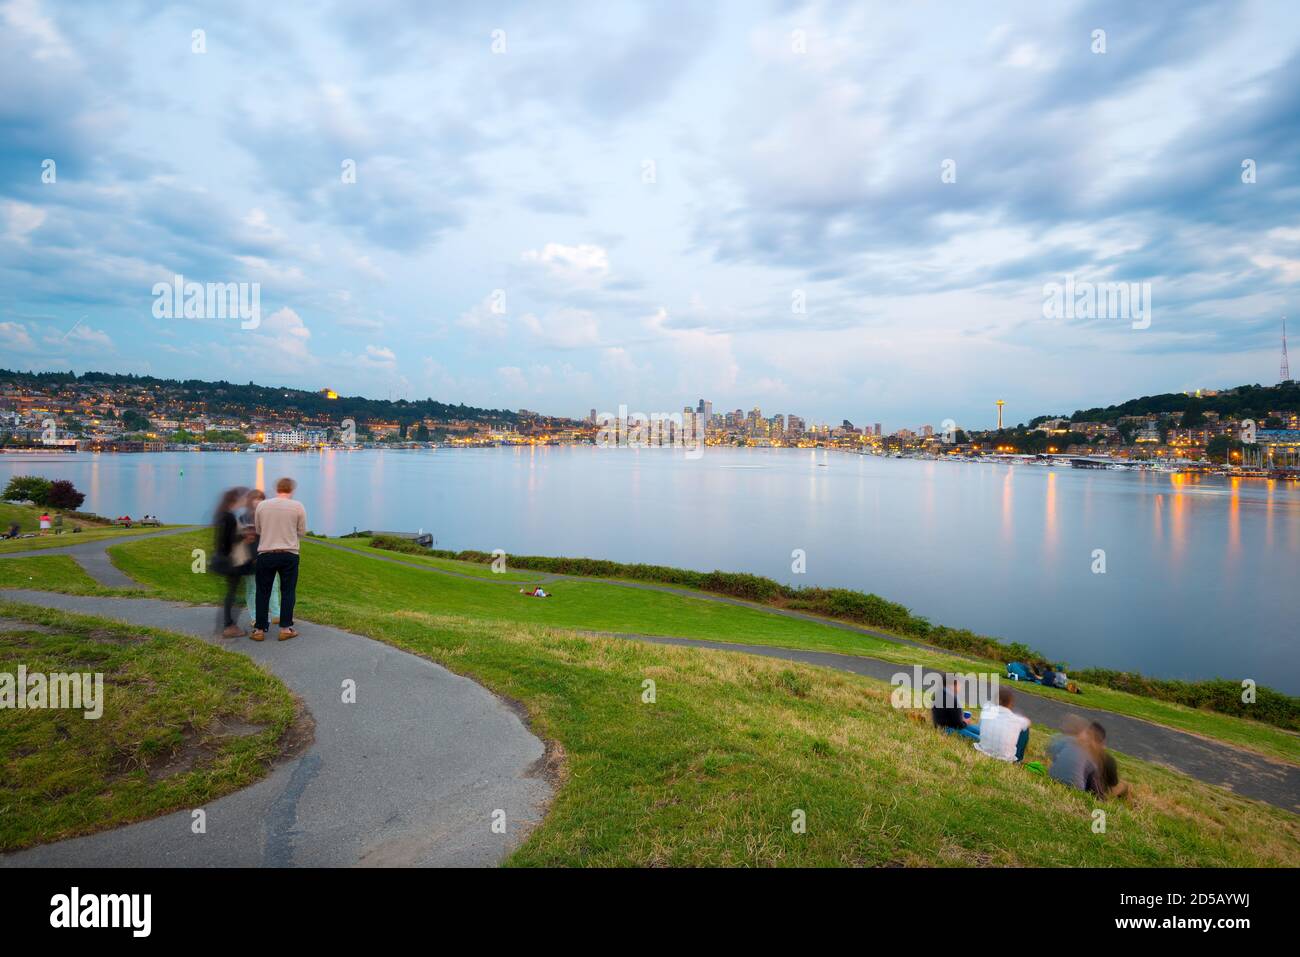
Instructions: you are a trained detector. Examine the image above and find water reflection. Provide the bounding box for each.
[4,448,1297,690]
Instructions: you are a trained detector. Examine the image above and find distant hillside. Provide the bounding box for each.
[0,369,524,425]
[1046,382,1300,426]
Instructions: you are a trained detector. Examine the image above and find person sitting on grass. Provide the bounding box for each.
[970,685,1031,762]
[931,674,975,732]
[1087,722,1131,799]
[1046,715,1101,794]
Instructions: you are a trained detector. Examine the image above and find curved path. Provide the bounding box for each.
[0,532,552,867]
[0,526,197,587]
[313,540,1300,813]
[4,533,1298,816]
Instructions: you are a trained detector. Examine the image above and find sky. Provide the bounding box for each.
[1,0,1298,431]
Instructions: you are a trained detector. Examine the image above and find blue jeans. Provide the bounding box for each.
[246,573,279,622]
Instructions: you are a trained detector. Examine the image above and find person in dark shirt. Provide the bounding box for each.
[931,675,974,731]
[1088,722,1130,798]
[212,486,250,638]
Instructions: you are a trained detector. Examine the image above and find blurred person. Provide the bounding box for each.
[1087,722,1130,799]
[240,489,280,625]
[1046,715,1101,794]
[212,486,251,638]
[252,477,306,641]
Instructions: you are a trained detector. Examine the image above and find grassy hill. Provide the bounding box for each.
[3,531,1294,865]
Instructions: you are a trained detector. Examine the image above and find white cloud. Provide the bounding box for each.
[521,308,600,348]
[4,201,47,243]
[0,321,36,351]
[458,297,509,339]
[522,242,610,283]
[358,344,397,368]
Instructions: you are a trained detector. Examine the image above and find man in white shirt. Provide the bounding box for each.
[972,685,1031,762]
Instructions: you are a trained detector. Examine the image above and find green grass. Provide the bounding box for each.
[104,531,1300,765]
[321,536,538,580]
[0,501,170,553]
[0,555,142,596]
[8,534,1299,866]
[0,601,299,852]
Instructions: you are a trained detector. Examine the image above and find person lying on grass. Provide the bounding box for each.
[519,586,551,598]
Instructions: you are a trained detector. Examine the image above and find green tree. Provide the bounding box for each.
[3,475,53,504]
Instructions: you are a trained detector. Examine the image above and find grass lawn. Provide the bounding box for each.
[104,531,1300,765]
[5,536,1297,865]
[0,555,142,596]
[0,601,299,852]
[0,501,171,554]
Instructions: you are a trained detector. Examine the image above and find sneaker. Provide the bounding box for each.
[250,629,266,642]
[278,627,298,641]
[221,625,245,639]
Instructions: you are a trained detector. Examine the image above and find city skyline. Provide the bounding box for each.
[2,1,1299,428]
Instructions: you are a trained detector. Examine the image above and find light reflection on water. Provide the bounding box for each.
[3,447,1297,691]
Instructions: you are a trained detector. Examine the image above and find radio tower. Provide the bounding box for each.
[1282,316,1291,383]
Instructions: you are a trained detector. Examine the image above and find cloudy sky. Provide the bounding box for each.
[2,0,1297,429]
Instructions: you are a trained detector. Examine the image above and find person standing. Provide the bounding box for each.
[212,486,251,638]
[252,477,306,641]
[240,489,280,625]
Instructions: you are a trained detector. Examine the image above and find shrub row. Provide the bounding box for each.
[1073,670,1300,732]
[367,536,1300,731]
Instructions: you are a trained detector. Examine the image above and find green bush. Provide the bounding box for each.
[1074,670,1300,732]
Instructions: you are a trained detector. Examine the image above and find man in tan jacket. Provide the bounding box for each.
[252,476,307,641]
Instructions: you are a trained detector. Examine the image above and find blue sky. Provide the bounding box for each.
[1,0,1298,430]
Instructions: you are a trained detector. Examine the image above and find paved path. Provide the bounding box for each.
[0,588,552,867]
[580,631,1300,813]
[0,526,195,587]
[313,541,1300,813]
[5,533,1298,815]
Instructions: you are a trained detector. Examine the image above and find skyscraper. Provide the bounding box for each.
[1282,316,1291,383]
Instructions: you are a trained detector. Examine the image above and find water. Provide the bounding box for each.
[4,447,1298,691]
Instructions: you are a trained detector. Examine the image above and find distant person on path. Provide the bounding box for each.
[240,489,280,625]
[1087,722,1130,799]
[931,674,975,732]
[253,477,306,641]
[212,486,251,638]
[970,685,1031,762]
[1046,715,1101,794]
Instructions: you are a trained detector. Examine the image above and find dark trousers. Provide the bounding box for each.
[255,551,299,630]
[221,572,243,627]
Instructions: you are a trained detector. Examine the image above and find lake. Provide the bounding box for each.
[4,446,1298,692]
